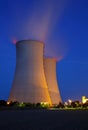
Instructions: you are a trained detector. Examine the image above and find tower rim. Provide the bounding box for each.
[44,56,57,62]
[16,40,44,46]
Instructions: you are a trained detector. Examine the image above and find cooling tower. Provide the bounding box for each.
[9,40,51,104]
[44,57,62,105]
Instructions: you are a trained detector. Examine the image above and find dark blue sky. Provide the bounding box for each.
[0,0,88,102]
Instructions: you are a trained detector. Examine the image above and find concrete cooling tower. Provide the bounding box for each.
[9,40,51,104]
[44,58,62,105]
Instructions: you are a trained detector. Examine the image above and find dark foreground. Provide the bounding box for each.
[0,109,88,130]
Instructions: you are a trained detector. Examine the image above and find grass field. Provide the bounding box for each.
[0,109,88,130]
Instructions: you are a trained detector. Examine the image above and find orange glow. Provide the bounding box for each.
[7,101,10,105]
[53,56,63,62]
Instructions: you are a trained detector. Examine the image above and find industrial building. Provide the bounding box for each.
[8,40,62,105]
[44,57,62,104]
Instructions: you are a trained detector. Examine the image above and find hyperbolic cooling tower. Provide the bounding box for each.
[44,58,62,104]
[9,40,51,104]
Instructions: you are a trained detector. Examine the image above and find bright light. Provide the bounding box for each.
[64,102,68,106]
[7,101,10,105]
[82,96,88,104]
[68,99,72,104]
[40,102,49,107]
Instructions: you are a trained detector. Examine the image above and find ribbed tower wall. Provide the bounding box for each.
[9,40,51,104]
[44,58,62,105]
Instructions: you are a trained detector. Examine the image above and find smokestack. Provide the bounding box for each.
[44,57,62,105]
[8,40,51,104]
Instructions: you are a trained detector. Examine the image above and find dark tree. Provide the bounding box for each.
[0,100,7,106]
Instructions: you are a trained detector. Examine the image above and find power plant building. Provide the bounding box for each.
[9,40,62,105]
[44,58,62,104]
[9,40,51,104]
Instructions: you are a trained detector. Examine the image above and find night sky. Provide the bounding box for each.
[0,0,88,102]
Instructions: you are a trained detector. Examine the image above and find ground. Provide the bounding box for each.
[0,109,88,130]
